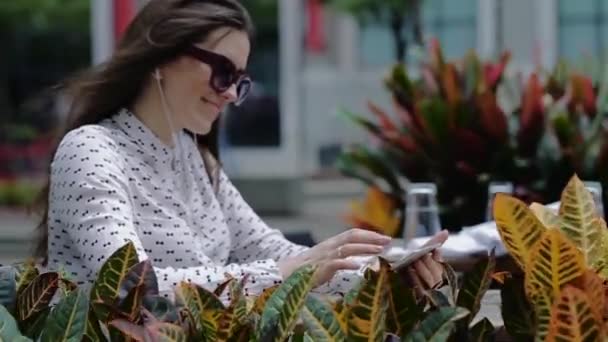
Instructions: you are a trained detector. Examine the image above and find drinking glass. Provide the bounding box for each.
[485,182,514,221]
[584,181,604,218]
[403,183,441,241]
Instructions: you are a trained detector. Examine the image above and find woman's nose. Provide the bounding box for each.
[221,83,238,103]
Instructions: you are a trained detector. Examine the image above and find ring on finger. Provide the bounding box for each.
[337,246,344,258]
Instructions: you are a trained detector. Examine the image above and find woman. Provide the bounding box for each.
[38,0,446,301]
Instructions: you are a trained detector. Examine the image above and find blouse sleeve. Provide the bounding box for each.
[49,127,285,302]
[214,170,308,264]
[214,169,364,295]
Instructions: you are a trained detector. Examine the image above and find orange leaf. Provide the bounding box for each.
[442,64,461,107]
[345,187,401,237]
[546,286,602,342]
[573,270,605,322]
[491,272,510,285]
[477,91,508,142]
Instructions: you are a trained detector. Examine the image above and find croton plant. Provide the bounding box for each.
[339,39,608,235]
[0,237,503,340]
[492,174,608,341]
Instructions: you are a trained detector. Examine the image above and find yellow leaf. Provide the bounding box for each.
[529,202,560,228]
[493,193,545,270]
[525,229,585,301]
[345,187,401,237]
[532,290,552,342]
[591,221,608,280]
[546,286,602,342]
[558,175,603,265]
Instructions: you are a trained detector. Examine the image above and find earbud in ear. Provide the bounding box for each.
[153,68,162,80]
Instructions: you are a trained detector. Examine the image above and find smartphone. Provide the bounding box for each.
[385,243,442,271]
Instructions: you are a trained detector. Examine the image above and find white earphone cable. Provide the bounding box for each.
[154,69,193,204]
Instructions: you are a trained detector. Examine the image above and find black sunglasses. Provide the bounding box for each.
[184,45,252,106]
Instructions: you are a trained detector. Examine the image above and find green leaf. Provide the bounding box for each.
[90,242,139,322]
[404,307,469,342]
[0,304,32,341]
[83,309,105,342]
[300,294,346,341]
[0,266,17,313]
[40,288,89,342]
[456,250,496,324]
[426,290,451,309]
[258,265,317,342]
[417,97,450,145]
[347,259,391,342]
[469,318,494,342]
[500,277,534,341]
[17,273,60,321]
[387,273,421,336]
[442,262,458,305]
[174,282,224,332]
[118,260,158,300]
[15,261,39,295]
[531,290,552,342]
[21,308,50,340]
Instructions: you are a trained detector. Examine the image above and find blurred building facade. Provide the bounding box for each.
[0,0,605,214]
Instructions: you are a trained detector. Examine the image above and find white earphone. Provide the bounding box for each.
[153,68,162,81]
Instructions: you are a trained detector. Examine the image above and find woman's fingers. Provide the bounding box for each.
[432,248,443,262]
[407,266,425,290]
[329,258,361,271]
[336,228,392,247]
[413,259,436,288]
[336,243,384,259]
[422,254,444,285]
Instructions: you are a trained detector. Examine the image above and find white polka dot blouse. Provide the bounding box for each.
[47,108,361,301]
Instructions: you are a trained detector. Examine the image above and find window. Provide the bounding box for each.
[558,0,608,61]
[359,0,478,67]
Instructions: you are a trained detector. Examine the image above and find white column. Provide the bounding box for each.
[279,0,303,176]
[535,0,558,69]
[335,13,359,72]
[91,0,114,65]
[477,0,498,59]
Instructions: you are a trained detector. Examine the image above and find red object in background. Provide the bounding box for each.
[306,0,325,53]
[114,0,136,41]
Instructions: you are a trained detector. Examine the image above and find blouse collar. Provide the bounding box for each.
[111,108,187,169]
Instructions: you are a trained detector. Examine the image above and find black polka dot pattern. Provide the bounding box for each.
[47,109,360,302]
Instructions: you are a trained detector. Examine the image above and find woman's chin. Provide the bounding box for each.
[188,119,213,135]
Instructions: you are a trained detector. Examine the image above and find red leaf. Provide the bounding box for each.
[429,37,445,72]
[484,51,511,90]
[392,98,425,136]
[453,128,487,160]
[477,91,508,142]
[518,73,545,155]
[367,101,398,132]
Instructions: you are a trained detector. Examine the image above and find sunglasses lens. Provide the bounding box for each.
[212,70,233,92]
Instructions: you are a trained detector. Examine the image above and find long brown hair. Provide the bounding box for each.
[33,0,253,262]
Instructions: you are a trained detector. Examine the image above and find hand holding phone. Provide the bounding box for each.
[384,243,442,271]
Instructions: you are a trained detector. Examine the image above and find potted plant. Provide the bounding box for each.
[338,40,608,234]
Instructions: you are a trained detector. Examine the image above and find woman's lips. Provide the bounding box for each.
[201,97,221,112]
